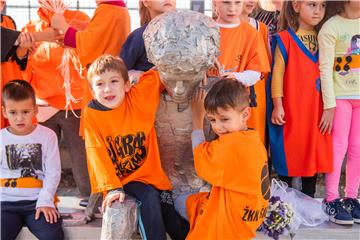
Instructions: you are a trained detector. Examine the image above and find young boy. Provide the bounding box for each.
[213,0,270,144]
[1,80,63,240]
[83,55,189,240]
[186,78,270,239]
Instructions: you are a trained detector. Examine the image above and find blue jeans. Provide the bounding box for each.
[123,181,189,240]
[1,200,64,240]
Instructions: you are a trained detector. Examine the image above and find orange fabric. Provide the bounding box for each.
[218,23,270,144]
[22,9,90,110]
[84,70,171,193]
[186,131,270,240]
[1,177,42,188]
[74,3,130,136]
[247,21,271,144]
[0,15,24,128]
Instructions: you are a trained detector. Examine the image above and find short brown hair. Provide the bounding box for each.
[87,54,129,86]
[1,80,36,107]
[204,78,249,114]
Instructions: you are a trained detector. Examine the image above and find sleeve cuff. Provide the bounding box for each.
[64,27,78,48]
[36,190,55,208]
[191,130,205,149]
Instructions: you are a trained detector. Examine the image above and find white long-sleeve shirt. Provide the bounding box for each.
[0,124,61,208]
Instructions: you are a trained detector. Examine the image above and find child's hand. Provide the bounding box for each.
[18,32,35,49]
[319,108,335,134]
[51,13,70,33]
[101,191,125,213]
[35,207,60,224]
[271,106,286,125]
[191,88,206,130]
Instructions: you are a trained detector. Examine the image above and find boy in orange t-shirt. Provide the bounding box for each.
[84,55,189,240]
[184,78,270,239]
[213,0,270,144]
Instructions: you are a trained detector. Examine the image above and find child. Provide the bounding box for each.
[319,0,360,225]
[213,0,270,144]
[240,0,271,145]
[268,1,332,198]
[22,3,92,206]
[185,78,269,239]
[83,55,189,240]
[120,0,176,84]
[1,80,63,240]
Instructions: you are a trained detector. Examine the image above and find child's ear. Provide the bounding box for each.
[292,1,300,13]
[34,105,38,115]
[124,81,131,93]
[2,106,8,119]
[242,106,251,120]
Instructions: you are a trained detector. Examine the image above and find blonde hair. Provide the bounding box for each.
[87,55,129,86]
[139,1,152,26]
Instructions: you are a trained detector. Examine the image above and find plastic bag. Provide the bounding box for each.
[271,179,328,230]
[100,196,138,240]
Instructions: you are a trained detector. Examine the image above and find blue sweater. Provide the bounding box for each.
[120,24,154,71]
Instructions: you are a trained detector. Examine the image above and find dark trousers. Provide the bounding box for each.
[123,181,189,240]
[42,110,91,196]
[279,174,318,198]
[1,200,64,240]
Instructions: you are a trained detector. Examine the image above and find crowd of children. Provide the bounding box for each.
[1,0,359,239]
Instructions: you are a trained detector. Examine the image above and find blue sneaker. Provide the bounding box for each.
[322,198,354,225]
[343,198,360,224]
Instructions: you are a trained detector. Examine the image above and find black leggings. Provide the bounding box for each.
[278,174,318,198]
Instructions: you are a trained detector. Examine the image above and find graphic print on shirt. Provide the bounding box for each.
[334,34,360,87]
[298,34,318,53]
[105,132,147,178]
[5,144,42,178]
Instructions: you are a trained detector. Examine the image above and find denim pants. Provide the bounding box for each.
[1,200,64,240]
[123,181,189,240]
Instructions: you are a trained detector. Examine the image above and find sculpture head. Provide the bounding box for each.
[143,10,220,103]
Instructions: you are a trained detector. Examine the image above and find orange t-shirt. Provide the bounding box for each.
[22,9,90,110]
[1,15,25,128]
[218,23,270,144]
[186,131,270,240]
[218,22,270,74]
[84,70,172,193]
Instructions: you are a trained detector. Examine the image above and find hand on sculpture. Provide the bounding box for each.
[128,70,144,85]
[191,88,206,130]
[35,206,60,224]
[51,13,70,33]
[101,191,125,213]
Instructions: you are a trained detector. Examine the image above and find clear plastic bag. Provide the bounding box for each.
[100,196,138,240]
[271,179,328,230]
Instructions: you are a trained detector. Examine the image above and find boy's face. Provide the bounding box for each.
[2,98,37,135]
[207,106,250,136]
[90,70,131,109]
[214,0,242,24]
